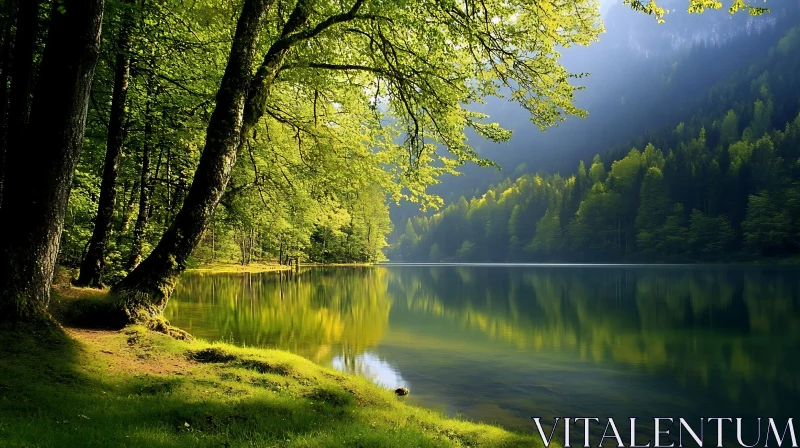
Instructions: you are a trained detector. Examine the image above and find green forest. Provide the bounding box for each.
[2,0,797,446]
[0,0,609,322]
[59,0,398,280]
[390,23,800,263]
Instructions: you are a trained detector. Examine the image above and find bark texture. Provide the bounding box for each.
[113,0,273,319]
[127,81,153,270]
[117,178,140,238]
[76,3,133,287]
[0,3,13,206]
[0,0,104,322]
[5,0,38,146]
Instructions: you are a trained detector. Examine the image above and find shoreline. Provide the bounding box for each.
[185,261,293,274]
[185,261,376,275]
[0,285,539,447]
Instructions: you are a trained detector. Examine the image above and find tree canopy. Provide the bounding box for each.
[0,0,774,323]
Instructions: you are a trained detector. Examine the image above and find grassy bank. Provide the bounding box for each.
[0,287,540,447]
[185,261,377,275]
[186,261,293,275]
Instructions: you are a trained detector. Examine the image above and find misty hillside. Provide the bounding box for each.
[389,17,800,262]
[389,0,800,231]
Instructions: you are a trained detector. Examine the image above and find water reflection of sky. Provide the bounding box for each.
[332,351,408,389]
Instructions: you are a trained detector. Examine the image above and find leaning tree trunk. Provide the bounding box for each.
[0,0,104,323]
[112,0,273,320]
[76,4,133,287]
[112,0,321,323]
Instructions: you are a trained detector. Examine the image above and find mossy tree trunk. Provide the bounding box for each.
[76,0,133,287]
[0,0,104,322]
[112,0,273,319]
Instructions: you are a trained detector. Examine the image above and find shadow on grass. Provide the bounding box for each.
[0,325,353,446]
[0,320,533,447]
[49,288,128,330]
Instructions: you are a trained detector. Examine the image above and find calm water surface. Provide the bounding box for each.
[165,265,800,436]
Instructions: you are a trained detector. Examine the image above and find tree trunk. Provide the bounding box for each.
[76,4,133,287]
[238,229,246,265]
[0,0,104,322]
[113,0,273,319]
[127,62,159,271]
[113,0,322,322]
[147,142,163,219]
[211,223,215,261]
[117,178,139,235]
[248,229,252,264]
[166,144,173,221]
[5,0,38,151]
[0,0,16,207]
[127,108,152,270]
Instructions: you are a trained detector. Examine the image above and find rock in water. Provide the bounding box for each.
[394,387,409,396]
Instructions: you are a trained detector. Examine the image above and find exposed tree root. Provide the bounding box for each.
[111,288,192,341]
[141,315,192,341]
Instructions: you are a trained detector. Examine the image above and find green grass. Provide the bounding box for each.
[186,261,293,275]
[0,289,541,447]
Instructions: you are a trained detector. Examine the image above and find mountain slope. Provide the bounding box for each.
[390,22,800,262]
[389,0,800,233]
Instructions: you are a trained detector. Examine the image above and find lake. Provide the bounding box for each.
[165,264,800,439]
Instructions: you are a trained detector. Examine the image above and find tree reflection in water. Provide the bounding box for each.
[166,265,800,432]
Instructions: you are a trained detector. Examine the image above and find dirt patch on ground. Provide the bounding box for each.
[66,328,196,376]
